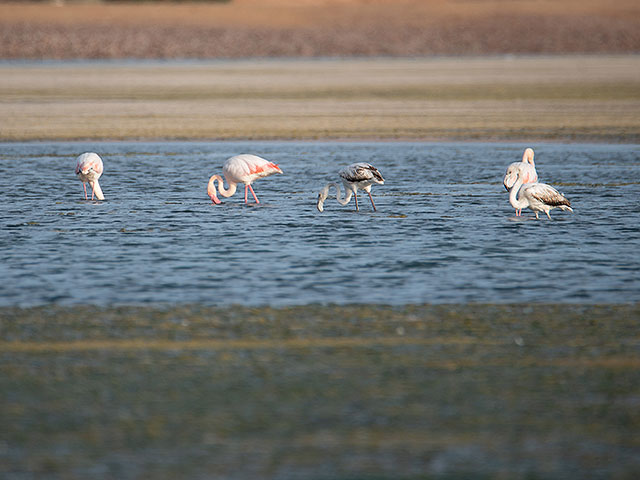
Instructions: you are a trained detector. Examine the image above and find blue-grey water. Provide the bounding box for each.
[1,141,638,306]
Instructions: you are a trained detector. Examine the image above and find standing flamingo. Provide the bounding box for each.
[317,163,385,212]
[75,152,105,200]
[207,154,282,205]
[503,148,538,215]
[507,167,573,219]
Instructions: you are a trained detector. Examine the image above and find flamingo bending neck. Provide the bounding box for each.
[508,176,528,213]
[317,183,353,212]
[207,174,238,204]
[89,179,104,201]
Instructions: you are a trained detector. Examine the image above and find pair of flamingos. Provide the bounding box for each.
[206,154,384,212]
[502,147,573,219]
[76,148,572,218]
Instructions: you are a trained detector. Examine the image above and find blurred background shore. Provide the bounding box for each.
[1,0,639,142]
[1,0,639,59]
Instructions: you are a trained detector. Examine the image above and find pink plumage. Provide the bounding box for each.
[207,154,283,205]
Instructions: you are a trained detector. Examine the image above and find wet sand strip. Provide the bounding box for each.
[1,56,639,142]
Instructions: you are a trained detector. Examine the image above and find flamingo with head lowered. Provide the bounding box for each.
[317,162,385,212]
[505,165,573,219]
[207,154,283,205]
[75,152,105,200]
[503,148,538,215]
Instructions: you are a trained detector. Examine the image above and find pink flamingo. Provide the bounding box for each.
[506,166,573,219]
[503,148,538,215]
[75,152,105,200]
[317,163,385,212]
[207,154,283,205]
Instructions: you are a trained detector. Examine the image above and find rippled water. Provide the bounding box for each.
[1,141,638,306]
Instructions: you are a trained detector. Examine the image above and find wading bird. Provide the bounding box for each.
[317,162,385,212]
[207,154,283,205]
[507,168,573,219]
[503,148,538,215]
[75,152,105,200]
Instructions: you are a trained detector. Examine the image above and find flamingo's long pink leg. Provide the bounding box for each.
[82,183,88,200]
[90,184,96,200]
[367,191,377,212]
[354,191,359,211]
[244,185,249,203]
[248,185,260,204]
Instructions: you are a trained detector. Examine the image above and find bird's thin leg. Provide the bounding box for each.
[244,185,249,204]
[248,185,260,204]
[82,183,88,200]
[354,191,359,211]
[535,212,540,219]
[546,211,552,220]
[367,191,377,211]
[90,184,96,200]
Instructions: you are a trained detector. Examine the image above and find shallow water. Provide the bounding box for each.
[1,141,638,306]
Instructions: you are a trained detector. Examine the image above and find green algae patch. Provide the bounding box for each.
[1,303,639,479]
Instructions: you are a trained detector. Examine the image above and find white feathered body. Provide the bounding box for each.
[509,179,573,219]
[75,152,104,200]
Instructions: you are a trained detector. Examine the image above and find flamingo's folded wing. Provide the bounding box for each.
[528,183,571,207]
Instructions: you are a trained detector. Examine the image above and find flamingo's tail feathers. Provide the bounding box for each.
[270,162,283,174]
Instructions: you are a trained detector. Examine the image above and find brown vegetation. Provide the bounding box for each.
[1,0,639,59]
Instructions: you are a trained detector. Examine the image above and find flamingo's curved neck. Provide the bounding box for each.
[208,174,237,201]
[90,179,104,200]
[324,182,353,206]
[508,176,528,211]
[522,148,535,167]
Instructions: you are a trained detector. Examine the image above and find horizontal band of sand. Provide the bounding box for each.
[1,55,639,141]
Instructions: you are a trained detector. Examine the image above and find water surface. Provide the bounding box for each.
[1,141,638,306]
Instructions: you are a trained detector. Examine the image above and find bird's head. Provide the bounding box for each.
[317,191,328,212]
[503,165,520,191]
